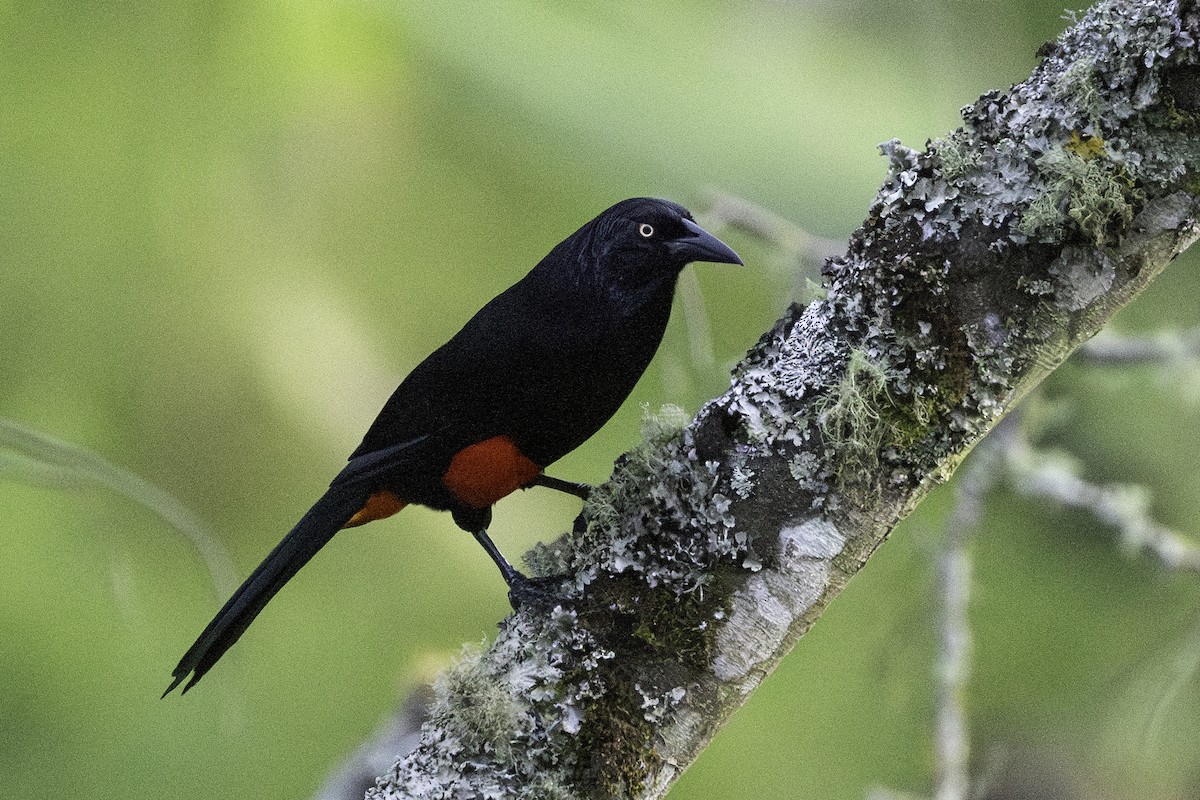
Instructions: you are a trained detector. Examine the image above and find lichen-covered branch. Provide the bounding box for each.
[369,2,1200,797]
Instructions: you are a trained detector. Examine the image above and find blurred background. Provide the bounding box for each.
[3,1,1199,798]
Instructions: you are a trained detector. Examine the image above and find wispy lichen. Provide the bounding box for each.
[1018,138,1142,246]
[931,133,982,182]
[1052,56,1104,132]
[434,645,520,763]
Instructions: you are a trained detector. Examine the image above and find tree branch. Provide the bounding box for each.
[369,2,1200,797]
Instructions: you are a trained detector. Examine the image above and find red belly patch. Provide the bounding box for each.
[344,490,407,528]
[442,435,542,509]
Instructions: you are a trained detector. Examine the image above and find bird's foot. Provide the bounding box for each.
[506,572,570,610]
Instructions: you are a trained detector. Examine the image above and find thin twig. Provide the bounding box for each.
[702,191,845,269]
[1076,325,1200,364]
[999,418,1200,572]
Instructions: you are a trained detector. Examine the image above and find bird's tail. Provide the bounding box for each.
[163,486,368,696]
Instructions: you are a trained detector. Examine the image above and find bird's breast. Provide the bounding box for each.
[441,435,542,509]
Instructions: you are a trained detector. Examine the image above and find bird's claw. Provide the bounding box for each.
[507,572,569,610]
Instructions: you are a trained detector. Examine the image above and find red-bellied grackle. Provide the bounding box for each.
[165,197,742,695]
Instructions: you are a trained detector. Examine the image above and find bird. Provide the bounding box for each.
[164,197,743,696]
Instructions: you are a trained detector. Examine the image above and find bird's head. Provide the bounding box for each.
[531,197,743,306]
[594,197,743,274]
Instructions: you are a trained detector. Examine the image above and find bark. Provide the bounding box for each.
[369,2,1200,797]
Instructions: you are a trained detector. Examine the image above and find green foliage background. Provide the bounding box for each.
[2,2,1199,798]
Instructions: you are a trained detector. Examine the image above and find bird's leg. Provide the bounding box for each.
[526,474,592,501]
[471,527,523,587]
[471,527,566,610]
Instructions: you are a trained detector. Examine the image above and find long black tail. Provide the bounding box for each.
[163,486,367,696]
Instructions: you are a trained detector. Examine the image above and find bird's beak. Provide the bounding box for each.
[670,218,744,265]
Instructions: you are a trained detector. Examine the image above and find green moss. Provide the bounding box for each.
[628,577,732,667]
[1183,168,1200,197]
[554,581,731,798]
[573,677,661,799]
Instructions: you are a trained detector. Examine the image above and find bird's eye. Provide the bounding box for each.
[638,223,654,238]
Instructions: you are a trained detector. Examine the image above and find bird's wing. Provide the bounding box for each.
[332,432,437,487]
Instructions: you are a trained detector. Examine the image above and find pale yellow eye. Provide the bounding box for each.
[638,223,654,238]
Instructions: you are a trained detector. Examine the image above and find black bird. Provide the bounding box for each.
[165,197,743,695]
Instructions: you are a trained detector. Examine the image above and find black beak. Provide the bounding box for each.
[669,218,744,266]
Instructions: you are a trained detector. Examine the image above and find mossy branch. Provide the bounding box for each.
[369,2,1200,798]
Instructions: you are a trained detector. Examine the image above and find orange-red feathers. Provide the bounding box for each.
[442,435,541,509]
[344,490,407,528]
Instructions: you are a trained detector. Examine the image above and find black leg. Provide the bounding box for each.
[526,474,592,501]
[471,527,566,610]
[471,527,523,587]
